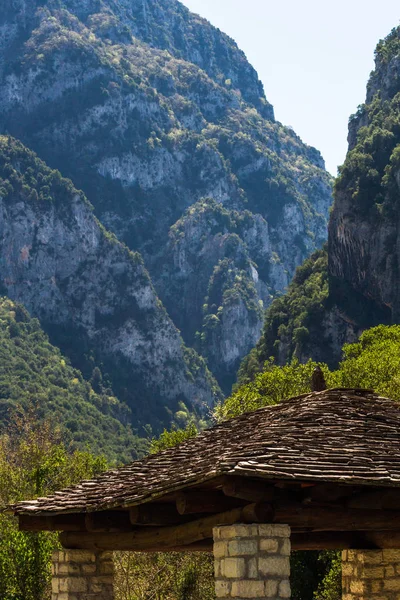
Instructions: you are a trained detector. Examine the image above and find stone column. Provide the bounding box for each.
[213,524,291,599]
[342,549,400,600]
[51,550,114,600]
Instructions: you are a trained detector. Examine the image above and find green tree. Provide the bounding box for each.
[333,325,400,398]
[91,366,103,394]
[150,422,198,454]
[218,358,331,421]
[0,404,107,600]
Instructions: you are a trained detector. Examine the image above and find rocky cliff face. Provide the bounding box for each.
[240,27,400,377]
[329,26,400,322]
[0,137,219,430]
[0,0,332,388]
[155,199,287,388]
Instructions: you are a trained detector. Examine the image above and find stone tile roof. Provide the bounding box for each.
[13,389,400,516]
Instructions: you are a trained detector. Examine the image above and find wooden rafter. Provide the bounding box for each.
[222,476,276,503]
[130,503,187,526]
[55,498,400,551]
[60,503,273,551]
[176,491,243,515]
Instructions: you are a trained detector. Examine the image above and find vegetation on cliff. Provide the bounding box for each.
[0,297,143,462]
[241,26,400,377]
[328,25,400,328]
[238,248,329,380]
[335,26,400,216]
[0,135,221,433]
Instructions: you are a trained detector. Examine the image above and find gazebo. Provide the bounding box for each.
[12,388,400,600]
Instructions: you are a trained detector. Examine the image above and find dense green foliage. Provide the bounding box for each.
[335,325,400,398]
[238,248,329,382]
[223,324,400,418]
[114,551,215,600]
[291,552,341,600]
[150,422,199,454]
[0,407,108,600]
[335,27,400,215]
[0,297,144,462]
[0,134,81,209]
[220,359,323,420]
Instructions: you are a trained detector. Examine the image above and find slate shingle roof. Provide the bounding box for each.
[13,389,400,516]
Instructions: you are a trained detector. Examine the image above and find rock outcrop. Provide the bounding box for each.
[155,198,291,389]
[0,137,219,430]
[329,27,400,323]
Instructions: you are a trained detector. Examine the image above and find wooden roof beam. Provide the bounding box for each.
[347,489,400,510]
[301,483,360,504]
[59,521,400,553]
[85,511,132,533]
[60,502,273,551]
[176,491,244,515]
[293,531,400,551]
[275,504,400,531]
[130,503,188,526]
[19,514,87,532]
[222,476,276,503]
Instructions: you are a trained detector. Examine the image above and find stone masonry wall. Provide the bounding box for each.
[51,550,114,600]
[343,549,400,600]
[213,523,291,599]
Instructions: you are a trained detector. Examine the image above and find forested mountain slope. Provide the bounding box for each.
[0,137,219,431]
[0,297,142,462]
[240,26,400,377]
[0,0,332,389]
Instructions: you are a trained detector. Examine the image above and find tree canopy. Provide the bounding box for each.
[0,297,145,463]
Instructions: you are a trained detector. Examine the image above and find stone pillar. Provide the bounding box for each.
[342,549,400,600]
[51,550,114,600]
[213,524,291,599]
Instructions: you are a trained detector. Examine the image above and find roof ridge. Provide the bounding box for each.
[12,388,400,516]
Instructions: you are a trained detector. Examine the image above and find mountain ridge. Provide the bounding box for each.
[0,0,332,388]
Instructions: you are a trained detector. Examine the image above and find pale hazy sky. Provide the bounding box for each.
[180,0,400,175]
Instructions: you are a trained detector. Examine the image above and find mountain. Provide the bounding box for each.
[0,136,219,431]
[240,26,400,376]
[0,296,142,462]
[0,0,332,390]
